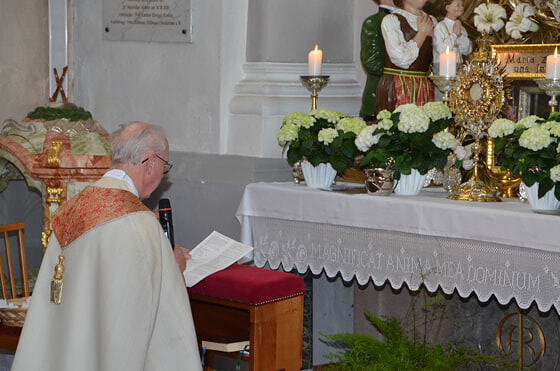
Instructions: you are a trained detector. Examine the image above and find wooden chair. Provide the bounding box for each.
[0,222,30,350]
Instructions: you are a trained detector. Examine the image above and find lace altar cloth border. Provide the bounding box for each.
[249,217,560,313]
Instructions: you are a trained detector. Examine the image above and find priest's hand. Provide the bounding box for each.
[174,245,192,273]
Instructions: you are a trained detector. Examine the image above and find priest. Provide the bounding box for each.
[12,122,202,371]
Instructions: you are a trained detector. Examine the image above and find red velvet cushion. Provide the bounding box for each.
[188,264,305,305]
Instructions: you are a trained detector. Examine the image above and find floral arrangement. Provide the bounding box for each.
[489,112,560,200]
[355,102,467,180]
[278,109,364,173]
[465,0,560,44]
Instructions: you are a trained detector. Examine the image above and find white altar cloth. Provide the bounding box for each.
[236,182,560,312]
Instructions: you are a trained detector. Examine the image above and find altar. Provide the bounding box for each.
[237,182,560,314]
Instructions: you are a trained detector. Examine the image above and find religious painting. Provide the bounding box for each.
[424,0,560,44]
[491,44,559,121]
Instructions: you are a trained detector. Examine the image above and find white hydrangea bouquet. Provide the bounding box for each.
[278,109,364,173]
[489,112,560,201]
[355,102,466,180]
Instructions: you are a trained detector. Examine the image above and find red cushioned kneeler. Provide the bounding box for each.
[188,263,304,305]
[188,264,304,371]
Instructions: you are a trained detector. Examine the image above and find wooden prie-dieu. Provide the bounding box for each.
[188,264,305,371]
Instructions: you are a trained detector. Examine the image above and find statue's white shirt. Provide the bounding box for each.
[381,9,437,69]
[12,177,202,371]
[433,17,472,65]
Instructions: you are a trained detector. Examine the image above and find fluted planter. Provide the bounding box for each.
[524,182,560,211]
[301,161,337,189]
[394,169,427,196]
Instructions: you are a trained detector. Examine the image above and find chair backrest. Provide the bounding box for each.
[0,223,29,299]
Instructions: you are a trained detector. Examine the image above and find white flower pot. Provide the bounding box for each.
[394,169,427,196]
[301,161,337,189]
[524,182,560,211]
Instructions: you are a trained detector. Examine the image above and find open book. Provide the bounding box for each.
[183,231,253,287]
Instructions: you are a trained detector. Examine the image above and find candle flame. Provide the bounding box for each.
[445,46,450,55]
[314,44,319,52]
[555,47,558,58]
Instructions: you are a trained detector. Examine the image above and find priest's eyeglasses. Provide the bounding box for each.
[142,154,173,174]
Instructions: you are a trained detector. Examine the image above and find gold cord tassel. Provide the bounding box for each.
[50,255,65,304]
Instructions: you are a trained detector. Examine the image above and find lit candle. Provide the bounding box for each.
[308,44,323,75]
[439,46,457,77]
[546,47,560,80]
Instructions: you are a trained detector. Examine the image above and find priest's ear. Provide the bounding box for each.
[141,151,156,170]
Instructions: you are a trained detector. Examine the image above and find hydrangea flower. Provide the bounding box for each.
[377,118,393,130]
[488,118,515,138]
[336,117,366,135]
[309,109,343,123]
[543,121,560,137]
[395,104,430,133]
[318,128,339,145]
[474,3,506,34]
[277,123,299,146]
[432,131,458,150]
[376,110,391,121]
[505,3,539,39]
[454,145,467,160]
[463,159,474,170]
[550,164,560,182]
[282,112,316,129]
[422,102,452,122]
[519,126,553,151]
[355,125,377,152]
[515,115,540,129]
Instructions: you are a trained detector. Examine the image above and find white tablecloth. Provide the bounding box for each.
[236,182,560,312]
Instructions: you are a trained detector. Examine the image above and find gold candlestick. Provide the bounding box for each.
[300,75,330,110]
[535,78,560,113]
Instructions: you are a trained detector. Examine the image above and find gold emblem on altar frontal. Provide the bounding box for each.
[50,255,65,304]
[496,311,546,368]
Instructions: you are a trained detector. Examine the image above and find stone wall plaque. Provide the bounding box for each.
[103,0,192,43]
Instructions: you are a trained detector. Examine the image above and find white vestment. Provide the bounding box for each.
[12,177,202,371]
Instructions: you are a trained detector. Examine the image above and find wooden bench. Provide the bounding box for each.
[188,264,304,371]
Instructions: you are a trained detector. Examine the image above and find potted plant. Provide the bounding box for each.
[355,102,466,195]
[489,112,560,211]
[278,110,364,189]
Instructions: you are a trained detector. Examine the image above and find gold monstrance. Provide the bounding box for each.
[448,37,503,202]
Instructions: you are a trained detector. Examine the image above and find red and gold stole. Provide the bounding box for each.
[49,186,150,304]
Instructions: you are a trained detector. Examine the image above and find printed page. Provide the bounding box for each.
[184,231,253,287]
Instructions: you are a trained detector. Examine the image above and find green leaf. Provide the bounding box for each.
[308,149,329,166]
[286,146,301,165]
[340,140,356,159]
[360,151,377,167]
[377,135,392,148]
[494,138,506,154]
[329,154,349,173]
[538,178,554,198]
[555,183,560,201]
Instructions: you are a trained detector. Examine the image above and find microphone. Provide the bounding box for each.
[158,198,175,249]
